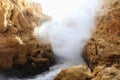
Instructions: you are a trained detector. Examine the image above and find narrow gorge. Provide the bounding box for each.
[0,0,119,80]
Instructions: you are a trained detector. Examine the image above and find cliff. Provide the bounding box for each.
[87,0,120,69]
[0,0,53,77]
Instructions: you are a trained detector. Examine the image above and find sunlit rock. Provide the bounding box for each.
[0,0,53,77]
[87,0,120,69]
[54,64,92,80]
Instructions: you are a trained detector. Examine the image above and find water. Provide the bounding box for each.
[9,64,66,80]
[8,61,83,80]
[0,0,102,80]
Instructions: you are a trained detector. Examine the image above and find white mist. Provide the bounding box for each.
[33,0,102,63]
[30,0,103,80]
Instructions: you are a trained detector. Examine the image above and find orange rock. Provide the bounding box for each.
[0,0,53,77]
[92,66,120,80]
[87,0,120,69]
[54,64,92,80]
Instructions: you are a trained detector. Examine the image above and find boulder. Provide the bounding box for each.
[54,64,92,80]
[54,65,120,80]
[92,65,120,80]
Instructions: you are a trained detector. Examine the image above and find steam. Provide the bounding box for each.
[33,0,102,63]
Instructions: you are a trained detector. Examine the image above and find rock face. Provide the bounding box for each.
[0,0,53,77]
[87,0,120,69]
[54,0,120,80]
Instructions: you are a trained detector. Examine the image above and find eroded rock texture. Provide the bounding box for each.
[92,65,120,80]
[0,0,53,77]
[87,0,120,69]
[54,64,92,80]
[54,65,120,80]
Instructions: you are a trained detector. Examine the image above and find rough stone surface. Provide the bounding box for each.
[87,0,120,69]
[92,65,120,80]
[54,64,92,80]
[0,0,53,77]
[54,65,120,80]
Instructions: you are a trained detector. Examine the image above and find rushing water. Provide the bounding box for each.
[9,64,69,80]
[8,62,83,80]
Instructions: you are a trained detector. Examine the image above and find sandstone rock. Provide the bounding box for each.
[92,65,120,80]
[0,0,53,77]
[54,64,92,80]
[54,65,120,80]
[87,0,120,69]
